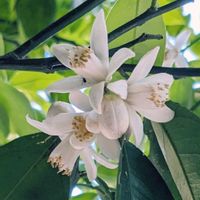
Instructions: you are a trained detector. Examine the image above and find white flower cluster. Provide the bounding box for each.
[27,10,174,181]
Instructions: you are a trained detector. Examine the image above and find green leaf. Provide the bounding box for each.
[0,33,5,55]
[148,102,200,200]
[144,120,182,200]
[116,141,173,200]
[0,105,9,139]
[0,80,36,135]
[16,0,56,37]
[0,133,70,200]
[106,0,166,65]
[71,193,97,200]
[170,78,194,109]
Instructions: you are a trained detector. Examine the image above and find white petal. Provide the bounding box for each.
[89,81,105,114]
[166,40,174,50]
[128,47,160,83]
[69,134,94,150]
[107,48,135,80]
[69,91,92,112]
[80,149,97,181]
[163,49,177,67]
[52,43,75,69]
[175,30,191,50]
[135,105,175,122]
[51,138,80,173]
[107,80,127,99]
[86,111,100,134]
[96,134,120,160]
[90,149,118,169]
[26,113,75,136]
[46,75,91,93]
[47,101,75,118]
[99,97,129,139]
[175,54,189,68]
[127,106,144,146]
[90,10,109,67]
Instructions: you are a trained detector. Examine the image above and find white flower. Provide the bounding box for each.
[47,10,135,114]
[26,102,120,181]
[69,90,129,140]
[126,47,175,146]
[163,30,191,67]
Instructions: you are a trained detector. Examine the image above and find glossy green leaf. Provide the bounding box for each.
[16,0,56,37]
[144,120,182,200]
[116,141,173,200]
[71,193,97,200]
[148,102,200,200]
[107,0,166,65]
[0,133,70,200]
[0,80,36,135]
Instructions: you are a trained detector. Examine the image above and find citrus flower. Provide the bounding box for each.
[126,47,175,145]
[26,102,120,181]
[163,30,191,67]
[47,10,135,114]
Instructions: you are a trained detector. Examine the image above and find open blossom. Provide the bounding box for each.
[126,47,175,145]
[47,10,135,114]
[163,30,191,67]
[26,102,120,181]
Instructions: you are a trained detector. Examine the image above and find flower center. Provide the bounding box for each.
[68,46,92,68]
[48,156,71,176]
[148,83,169,108]
[72,116,93,142]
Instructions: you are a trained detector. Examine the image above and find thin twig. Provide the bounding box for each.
[108,0,193,43]
[109,33,163,56]
[3,0,104,59]
[182,35,200,52]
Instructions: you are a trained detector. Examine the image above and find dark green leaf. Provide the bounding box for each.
[0,133,70,200]
[116,141,173,200]
[146,102,200,200]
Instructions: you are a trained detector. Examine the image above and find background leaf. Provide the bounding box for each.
[106,0,166,65]
[0,133,70,200]
[116,141,173,200]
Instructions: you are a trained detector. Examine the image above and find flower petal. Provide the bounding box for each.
[96,134,120,160]
[127,106,144,146]
[89,81,105,114]
[175,30,191,50]
[80,149,97,181]
[51,43,75,69]
[86,111,100,134]
[135,105,175,122]
[26,113,74,136]
[90,149,118,169]
[90,10,109,67]
[47,101,75,117]
[107,48,135,80]
[69,134,94,150]
[175,54,189,68]
[99,97,129,139]
[128,46,160,83]
[107,80,127,99]
[46,75,91,93]
[69,91,92,112]
[51,138,80,174]
[163,49,177,67]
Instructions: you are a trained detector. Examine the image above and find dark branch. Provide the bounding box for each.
[1,57,200,77]
[110,33,163,56]
[4,0,104,59]
[108,0,193,43]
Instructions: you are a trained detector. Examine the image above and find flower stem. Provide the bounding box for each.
[108,0,193,43]
[3,0,104,59]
